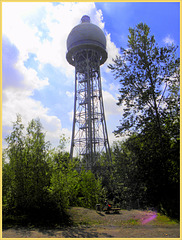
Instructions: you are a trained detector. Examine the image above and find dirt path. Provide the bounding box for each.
[3,207,180,238]
[3,225,180,238]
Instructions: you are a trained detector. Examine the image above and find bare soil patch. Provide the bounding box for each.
[2,207,180,238]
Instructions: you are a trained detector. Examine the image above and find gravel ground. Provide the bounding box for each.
[3,207,180,238]
[2,225,180,238]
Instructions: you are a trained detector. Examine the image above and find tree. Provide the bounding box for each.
[49,150,102,209]
[77,169,102,208]
[108,23,180,218]
[4,116,52,217]
[23,118,51,212]
[4,114,26,212]
[3,116,103,226]
[111,139,147,209]
[108,23,179,138]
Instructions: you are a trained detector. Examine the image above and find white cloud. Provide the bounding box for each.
[2,2,120,151]
[66,91,74,98]
[3,2,119,76]
[163,35,175,45]
[2,87,72,150]
[101,90,125,145]
[103,90,123,119]
[68,110,74,123]
[3,88,47,128]
[104,33,120,72]
[15,60,49,91]
[108,129,125,147]
[2,2,103,77]
[2,2,42,63]
[109,82,120,92]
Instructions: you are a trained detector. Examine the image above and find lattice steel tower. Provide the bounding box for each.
[66,15,111,170]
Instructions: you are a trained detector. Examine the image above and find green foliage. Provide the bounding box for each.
[155,213,179,225]
[48,150,79,209]
[3,115,103,226]
[111,139,148,209]
[76,169,102,208]
[3,23,179,223]
[107,22,179,219]
[3,114,25,210]
[3,116,61,225]
[48,149,102,210]
[108,23,179,137]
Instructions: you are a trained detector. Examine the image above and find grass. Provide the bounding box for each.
[119,219,140,226]
[153,213,179,225]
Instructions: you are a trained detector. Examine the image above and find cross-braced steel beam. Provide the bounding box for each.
[70,49,111,170]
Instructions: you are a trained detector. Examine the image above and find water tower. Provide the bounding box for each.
[66,15,111,170]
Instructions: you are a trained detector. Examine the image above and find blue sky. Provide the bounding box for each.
[2,2,180,151]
